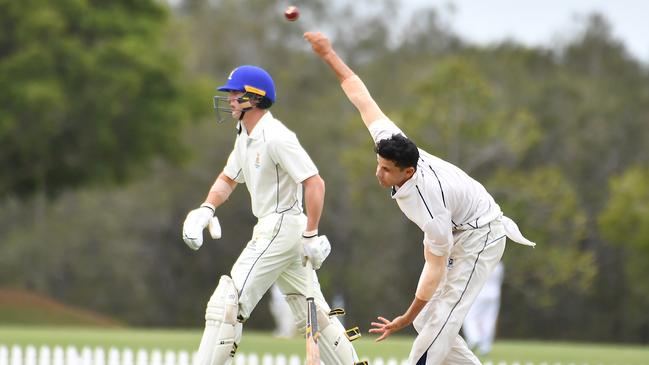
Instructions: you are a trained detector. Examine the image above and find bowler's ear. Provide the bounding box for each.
[405,166,416,178]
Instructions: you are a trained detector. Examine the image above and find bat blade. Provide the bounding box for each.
[305,261,320,365]
[306,297,321,365]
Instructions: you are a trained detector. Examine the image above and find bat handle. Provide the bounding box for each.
[305,260,315,298]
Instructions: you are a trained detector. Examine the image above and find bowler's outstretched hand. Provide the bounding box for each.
[369,315,410,342]
[304,32,333,58]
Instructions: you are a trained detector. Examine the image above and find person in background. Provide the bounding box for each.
[269,284,296,338]
[462,261,505,356]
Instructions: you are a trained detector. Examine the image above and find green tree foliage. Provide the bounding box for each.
[399,56,542,174]
[0,120,253,325]
[488,167,595,338]
[0,0,200,198]
[599,166,649,340]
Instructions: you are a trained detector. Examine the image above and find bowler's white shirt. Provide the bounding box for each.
[369,119,502,257]
[223,112,318,219]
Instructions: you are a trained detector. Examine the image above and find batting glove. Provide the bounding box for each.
[301,231,331,270]
[182,203,220,250]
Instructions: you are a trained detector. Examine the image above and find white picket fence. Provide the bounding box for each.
[0,345,558,365]
[0,346,404,365]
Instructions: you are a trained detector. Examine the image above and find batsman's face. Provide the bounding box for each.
[376,156,415,188]
[227,91,250,118]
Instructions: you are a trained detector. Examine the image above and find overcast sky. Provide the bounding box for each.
[404,0,648,62]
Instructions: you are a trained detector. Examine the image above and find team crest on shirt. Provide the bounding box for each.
[255,152,261,168]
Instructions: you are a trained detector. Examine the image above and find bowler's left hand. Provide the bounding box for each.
[369,315,410,342]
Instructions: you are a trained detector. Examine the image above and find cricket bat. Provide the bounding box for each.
[305,261,321,365]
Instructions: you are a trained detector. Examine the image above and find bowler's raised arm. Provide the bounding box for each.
[304,31,388,129]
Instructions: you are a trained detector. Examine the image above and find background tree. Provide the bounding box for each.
[0,0,202,198]
[599,167,649,341]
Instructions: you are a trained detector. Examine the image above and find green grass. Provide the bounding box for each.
[1,327,648,365]
[0,290,121,327]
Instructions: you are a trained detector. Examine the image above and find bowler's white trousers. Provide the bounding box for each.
[230,213,330,321]
[410,219,507,365]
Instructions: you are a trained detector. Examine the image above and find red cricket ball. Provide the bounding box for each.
[284,6,299,21]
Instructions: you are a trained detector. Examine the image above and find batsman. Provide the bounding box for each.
[304,32,536,365]
[181,65,364,365]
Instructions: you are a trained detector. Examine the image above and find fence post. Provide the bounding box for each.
[261,354,273,365]
[0,346,7,365]
[121,349,133,365]
[150,349,162,365]
[386,358,398,365]
[136,349,148,365]
[24,346,36,365]
[108,348,120,365]
[65,346,78,365]
[177,351,189,365]
[10,345,22,365]
[163,351,175,365]
[247,354,258,365]
[80,347,92,365]
[94,348,105,365]
[38,346,50,365]
[234,353,245,365]
[287,355,300,365]
[274,354,286,365]
[52,347,63,365]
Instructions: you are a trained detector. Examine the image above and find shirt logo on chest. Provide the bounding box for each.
[255,152,261,169]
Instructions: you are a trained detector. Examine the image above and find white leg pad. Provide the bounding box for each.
[286,294,360,365]
[285,294,308,336]
[195,275,242,365]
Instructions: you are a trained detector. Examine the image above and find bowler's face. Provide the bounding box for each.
[375,155,415,188]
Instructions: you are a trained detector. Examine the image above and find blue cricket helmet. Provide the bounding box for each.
[217,65,276,104]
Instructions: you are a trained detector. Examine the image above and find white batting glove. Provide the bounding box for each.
[301,231,331,270]
[182,203,219,250]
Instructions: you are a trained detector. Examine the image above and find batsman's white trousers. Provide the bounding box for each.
[230,212,330,321]
[410,219,507,365]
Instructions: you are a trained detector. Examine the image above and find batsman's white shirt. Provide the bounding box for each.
[224,112,317,219]
[369,119,533,365]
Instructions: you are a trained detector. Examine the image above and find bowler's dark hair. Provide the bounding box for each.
[374,134,419,169]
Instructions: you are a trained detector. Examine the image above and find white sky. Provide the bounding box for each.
[404,0,649,62]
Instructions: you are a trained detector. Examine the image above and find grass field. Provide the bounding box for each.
[1,326,648,365]
[0,290,121,327]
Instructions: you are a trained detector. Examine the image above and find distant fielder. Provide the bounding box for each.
[304,32,535,365]
[269,283,296,338]
[462,261,505,356]
[182,65,363,365]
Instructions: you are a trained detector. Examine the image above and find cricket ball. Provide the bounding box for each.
[284,6,299,21]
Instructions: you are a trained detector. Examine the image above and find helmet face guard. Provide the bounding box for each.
[213,65,276,124]
[212,93,257,124]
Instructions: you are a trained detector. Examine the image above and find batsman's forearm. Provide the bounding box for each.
[302,175,325,232]
[204,173,236,208]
